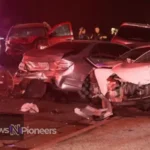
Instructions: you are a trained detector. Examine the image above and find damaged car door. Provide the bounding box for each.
[48,22,74,46]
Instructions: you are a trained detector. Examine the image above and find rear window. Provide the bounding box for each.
[90,43,130,58]
[117,26,150,42]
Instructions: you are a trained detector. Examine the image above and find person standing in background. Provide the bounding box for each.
[78,27,89,40]
[108,27,118,41]
[91,27,107,40]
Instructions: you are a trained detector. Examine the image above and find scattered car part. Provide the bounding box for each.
[20,103,39,113]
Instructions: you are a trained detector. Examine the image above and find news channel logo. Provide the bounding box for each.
[0,124,57,136]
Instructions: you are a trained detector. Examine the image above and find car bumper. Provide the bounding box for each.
[14,71,53,85]
[14,70,84,92]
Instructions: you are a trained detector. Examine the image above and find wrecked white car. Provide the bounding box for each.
[88,45,150,106]
[93,62,150,104]
[75,62,150,121]
[92,45,150,105]
[74,46,150,120]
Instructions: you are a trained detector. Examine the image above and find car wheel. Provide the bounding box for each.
[24,79,47,99]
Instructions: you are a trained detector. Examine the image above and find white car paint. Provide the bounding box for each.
[113,63,150,85]
[94,68,114,96]
[94,62,150,96]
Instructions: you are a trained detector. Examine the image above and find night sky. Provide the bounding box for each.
[0,0,150,34]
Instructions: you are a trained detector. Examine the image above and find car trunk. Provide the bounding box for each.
[20,48,74,72]
[23,47,74,61]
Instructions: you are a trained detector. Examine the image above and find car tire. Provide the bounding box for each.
[24,79,47,99]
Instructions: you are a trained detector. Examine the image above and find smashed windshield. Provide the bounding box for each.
[9,27,46,38]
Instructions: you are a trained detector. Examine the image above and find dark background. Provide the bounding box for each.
[0,0,150,35]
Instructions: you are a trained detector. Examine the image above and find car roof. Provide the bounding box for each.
[121,22,150,28]
[13,23,47,29]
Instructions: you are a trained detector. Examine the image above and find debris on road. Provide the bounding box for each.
[20,103,39,113]
[74,105,111,120]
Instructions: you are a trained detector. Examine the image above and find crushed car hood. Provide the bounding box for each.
[113,62,150,85]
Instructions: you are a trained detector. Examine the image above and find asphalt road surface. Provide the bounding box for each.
[0,96,150,150]
[50,107,150,150]
[0,96,88,149]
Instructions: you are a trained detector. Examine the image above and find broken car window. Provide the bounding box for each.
[51,24,71,37]
[90,43,129,58]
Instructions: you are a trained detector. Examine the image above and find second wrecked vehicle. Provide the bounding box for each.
[74,47,150,120]
[13,41,130,98]
[5,22,73,56]
[86,46,150,114]
[90,62,150,109]
[74,62,150,120]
